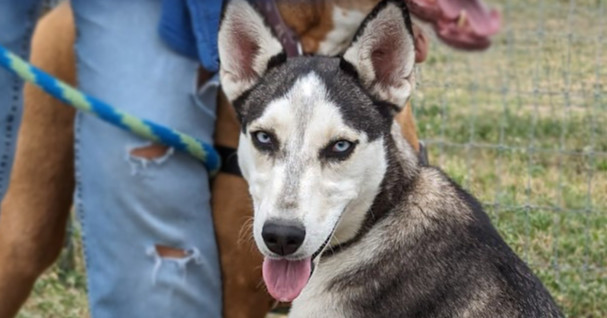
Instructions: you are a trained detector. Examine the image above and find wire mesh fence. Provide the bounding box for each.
[414,0,605,316]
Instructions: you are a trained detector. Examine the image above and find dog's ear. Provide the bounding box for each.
[342,0,416,110]
[218,0,285,103]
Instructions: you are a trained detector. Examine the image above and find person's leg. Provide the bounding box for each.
[70,0,221,317]
[0,0,41,203]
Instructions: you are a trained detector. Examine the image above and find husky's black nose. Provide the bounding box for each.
[262,221,306,256]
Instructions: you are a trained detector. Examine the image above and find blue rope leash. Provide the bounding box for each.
[0,45,220,176]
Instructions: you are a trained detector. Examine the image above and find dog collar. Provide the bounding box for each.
[216,145,242,176]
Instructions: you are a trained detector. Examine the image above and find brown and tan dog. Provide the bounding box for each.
[0,1,499,317]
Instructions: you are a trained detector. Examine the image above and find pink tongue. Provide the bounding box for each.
[438,0,501,36]
[262,257,312,302]
[407,0,501,50]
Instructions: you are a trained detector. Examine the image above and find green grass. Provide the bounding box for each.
[18,0,605,317]
[412,0,606,316]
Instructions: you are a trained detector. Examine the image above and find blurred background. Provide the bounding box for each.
[16,0,605,317]
[416,0,606,316]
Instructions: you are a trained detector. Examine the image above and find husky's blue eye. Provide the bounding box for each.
[254,131,272,144]
[332,140,352,152]
[321,139,357,161]
[252,130,278,152]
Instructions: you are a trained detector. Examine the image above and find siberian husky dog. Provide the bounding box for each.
[217,0,562,317]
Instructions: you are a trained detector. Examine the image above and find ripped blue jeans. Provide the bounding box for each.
[0,0,222,317]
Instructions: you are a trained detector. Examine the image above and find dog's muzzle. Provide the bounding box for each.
[260,220,313,302]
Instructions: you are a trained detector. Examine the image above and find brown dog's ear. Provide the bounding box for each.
[218,0,284,103]
[342,0,416,110]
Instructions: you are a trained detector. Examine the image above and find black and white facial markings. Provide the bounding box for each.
[218,0,416,261]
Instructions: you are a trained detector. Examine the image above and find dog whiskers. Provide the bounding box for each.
[321,205,349,257]
[237,216,255,247]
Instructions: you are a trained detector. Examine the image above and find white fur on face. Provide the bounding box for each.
[237,73,387,259]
